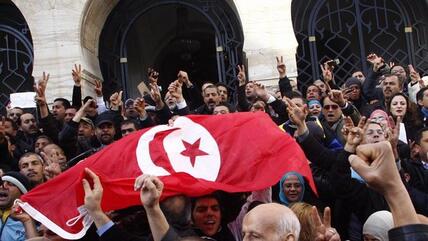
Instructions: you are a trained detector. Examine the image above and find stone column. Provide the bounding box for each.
[11,0,102,104]
[233,0,297,88]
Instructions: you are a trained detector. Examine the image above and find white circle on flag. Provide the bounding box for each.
[136,116,221,181]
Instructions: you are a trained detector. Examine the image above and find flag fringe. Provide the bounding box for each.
[16,200,93,240]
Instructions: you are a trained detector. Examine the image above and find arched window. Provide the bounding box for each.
[0,0,33,112]
[99,0,244,103]
[292,0,428,87]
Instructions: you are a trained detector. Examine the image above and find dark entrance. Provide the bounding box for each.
[292,0,428,87]
[99,0,244,103]
[0,0,33,113]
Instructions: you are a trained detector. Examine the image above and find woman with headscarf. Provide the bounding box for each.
[362,211,394,241]
[369,109,410,159]
[308,100,322,119]
[279,171,306,206]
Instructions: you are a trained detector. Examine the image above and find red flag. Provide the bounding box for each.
[18,112,315,239]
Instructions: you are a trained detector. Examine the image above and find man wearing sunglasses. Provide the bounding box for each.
[321,90,361,147]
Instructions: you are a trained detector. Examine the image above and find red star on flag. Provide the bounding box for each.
[180,138,209,167]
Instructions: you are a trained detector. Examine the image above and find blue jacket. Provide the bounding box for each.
[0,215,26,241]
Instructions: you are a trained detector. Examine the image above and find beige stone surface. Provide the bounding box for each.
[12,0,88,104]
[234,0,298,84]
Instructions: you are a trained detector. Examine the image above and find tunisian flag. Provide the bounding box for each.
[18,112,315,239]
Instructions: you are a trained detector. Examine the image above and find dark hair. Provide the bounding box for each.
[11,107,24,111]
[287,91,306,102]
[191,193,223,219]
[83,96,93,104]
[416,86,428,104]
[35,135,53,144]
[387,92,422,129]
[19,152,43,165]
[202,85,218,95]
[17,112,34,126]
[120,119,141,130]
[66,106,78,111]
[383,73,403,88]
[415,127,428,145]
[4,117,18,130]
[160,195,192,227]
[391,64,408,75]
[215,103,233,113]
[215,83,228,91]
[53,98,71,109]
[305,85,322,99]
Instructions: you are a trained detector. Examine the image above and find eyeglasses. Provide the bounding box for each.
[323,105,339,110]
[371,116,385,123]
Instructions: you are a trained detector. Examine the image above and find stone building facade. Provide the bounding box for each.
[2,0,297,107]
[1,0,427,110]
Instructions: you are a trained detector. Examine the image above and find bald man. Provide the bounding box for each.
[242,203,301,241]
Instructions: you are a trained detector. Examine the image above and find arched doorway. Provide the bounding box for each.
[0,0,33,112]
[292,0,428,87]
[99,0,244,103]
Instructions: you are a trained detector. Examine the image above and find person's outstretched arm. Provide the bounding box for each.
[349,142,419,227]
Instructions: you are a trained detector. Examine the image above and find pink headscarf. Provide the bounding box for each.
[369,110,393,129]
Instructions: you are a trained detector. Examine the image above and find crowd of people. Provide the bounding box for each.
[1,52,428,241]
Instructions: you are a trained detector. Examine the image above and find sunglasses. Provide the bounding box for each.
[323,105,339,110]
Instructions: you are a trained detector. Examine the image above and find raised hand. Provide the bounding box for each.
[134,97,147,117]
[177,71,192,87]
[320,62,333,83]
[109,91,123,111]
[94,79,103,97]
[342,116,366,150]
[82,168,103,215]
[408,65,423,87]
[150,83,161,102]
[237,65,246,86]
[72,64,82,86]
[168,80,184,102]
[10,203,33,223]
[386,116,402,159]
[367,53,385,72]
[82,168,112,228]
[328,89,346,107]
[38,71,50,93]
[254,82,270,101]
[276,56,287,78]
[349,141,405,197]
[312,206,341,241]
[34,72,49,107]
[41,149,66,179]
[342,87,353,101]
[285,98,307,128]
[134,174,163,208]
